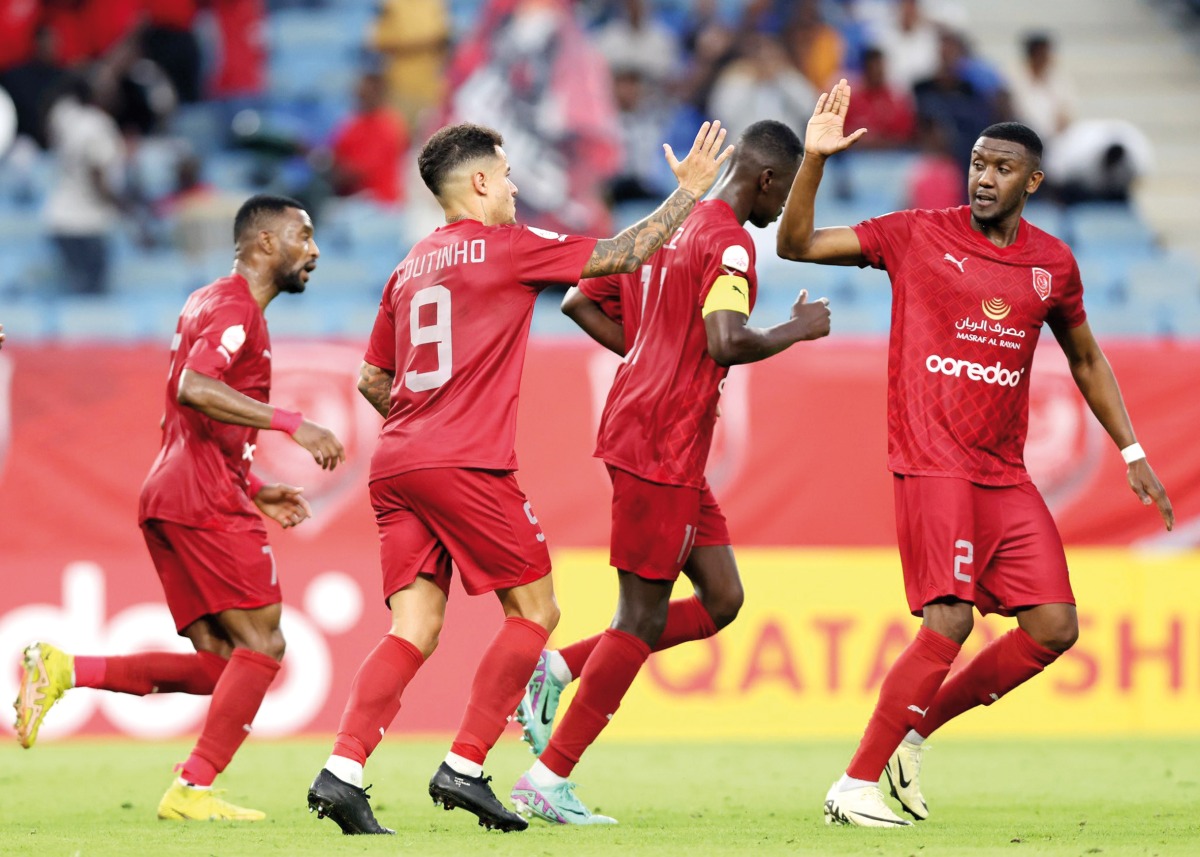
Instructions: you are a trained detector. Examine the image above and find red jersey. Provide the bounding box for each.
[595,200,756,488]
[331,109,409,204]
[139,274,272,530]
[578,269,639,341]
[365,220,596,481]
[853,205,1087,486]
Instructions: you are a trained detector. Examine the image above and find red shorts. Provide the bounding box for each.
[370,468,552,601]
[141,519,281,634]
[893,475,1075,617]
[608,465,731,582]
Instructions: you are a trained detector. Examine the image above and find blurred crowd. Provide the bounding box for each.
[0,0,1160,296]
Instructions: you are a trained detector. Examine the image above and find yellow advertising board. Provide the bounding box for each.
[550,548,1200,739]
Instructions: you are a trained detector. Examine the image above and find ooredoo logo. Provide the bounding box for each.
[926,355,1025,387]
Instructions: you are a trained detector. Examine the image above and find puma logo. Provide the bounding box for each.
[943,253,967,272]
[907,704,928,717]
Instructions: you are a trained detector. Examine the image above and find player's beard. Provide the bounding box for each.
[278,264,309,294]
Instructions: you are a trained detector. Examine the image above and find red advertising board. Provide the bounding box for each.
[0,338,1195,739]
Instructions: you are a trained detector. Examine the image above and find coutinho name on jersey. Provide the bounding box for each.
[397,239,486,286]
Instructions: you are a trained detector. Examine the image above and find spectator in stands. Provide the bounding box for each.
[160,152,242,261]
[1010,32,1075,144]
[1043,119,1152,206]
[141,0,203,104]
[593,0,681,90]
[906,117,963,209]
[845,46,915,149]
[608,63,673,204]
[43,74,125,295]
[709,34,816,140]
[43,0,140,67]
[782,0,845,92]
[0,26,70,148]
[866,0,940,93]
[913,27,997,168]
[328,71,409,206]
[208,0,266,103]
[372,0,451,131]
[440,0,621,235]
[0,0,39,78]
[674,1,739,120]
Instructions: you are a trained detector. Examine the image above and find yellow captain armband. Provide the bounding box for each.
[702,274,751,318]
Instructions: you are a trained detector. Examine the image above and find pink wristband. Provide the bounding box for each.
[247,471,266,497]
[269,407,304,435]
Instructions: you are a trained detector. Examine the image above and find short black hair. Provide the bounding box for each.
[738,119,804,168]
[1023,32,1052,58]
[233,194,305,244]
[978,122,1043,163]
[418,123,505,197]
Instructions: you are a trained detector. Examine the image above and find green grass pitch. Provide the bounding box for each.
[3,737,1198,856]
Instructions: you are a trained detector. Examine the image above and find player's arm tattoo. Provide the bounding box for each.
[582,188,697,277]
[357,361,394,418]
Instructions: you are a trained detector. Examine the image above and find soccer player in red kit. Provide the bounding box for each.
[775,82,1175,827]
[304,121,733,835]
[13,195,346,821]
[507,120,834,825]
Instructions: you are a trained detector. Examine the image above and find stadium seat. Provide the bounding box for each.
[837,151,919,212]
[1084,303,1163,337]
[0,300,55,341]
[1065,202,1157,252]
[56,296,150,340]
[1022,202,1066,239]
[111,251,198,298]
[1124,252,1200,304]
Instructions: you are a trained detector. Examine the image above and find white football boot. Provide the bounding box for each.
[824,781,912,828]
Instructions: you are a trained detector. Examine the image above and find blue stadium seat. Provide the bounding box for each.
[836,151,919,212]
[1065,202,1157,252]
[1084,303,1163,337]
[111,251,198,298]
[0,300,56,341]
[56,296,150,340]
[1022,202,1066,239]
[1124,252,1200,304]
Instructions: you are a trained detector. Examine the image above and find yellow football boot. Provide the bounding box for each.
[13,642,74,749]
[157,781,266,822]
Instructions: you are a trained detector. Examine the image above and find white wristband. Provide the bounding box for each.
[1121,443,1146,465]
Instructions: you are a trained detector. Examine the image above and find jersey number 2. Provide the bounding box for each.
[406,285,452,392]
[953,539,973,583]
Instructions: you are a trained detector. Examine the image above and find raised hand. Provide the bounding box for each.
[1127,459,1174,530]
[790,289,832,340]
[806,79,867,159]
[253,483,313,529]
[665,120,735,198]
[292,419,346,471]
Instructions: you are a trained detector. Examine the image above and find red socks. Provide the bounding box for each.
[74,651,228,696]
[450,617,549,765]
[558,596,717,678]
[332,634,425,764]
[846,627,960,781]
[541,628,651,778]
[918,627,1060,737]
[180,649,281,787]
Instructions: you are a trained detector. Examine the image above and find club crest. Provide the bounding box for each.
[1032,267,1052,301]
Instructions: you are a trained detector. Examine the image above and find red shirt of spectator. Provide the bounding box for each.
[144,0,199,29]
[846,49,916,148]
[331,73,409,204]
[0,0,39,72]
[46,0,139,65]
[209,0,265,97]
